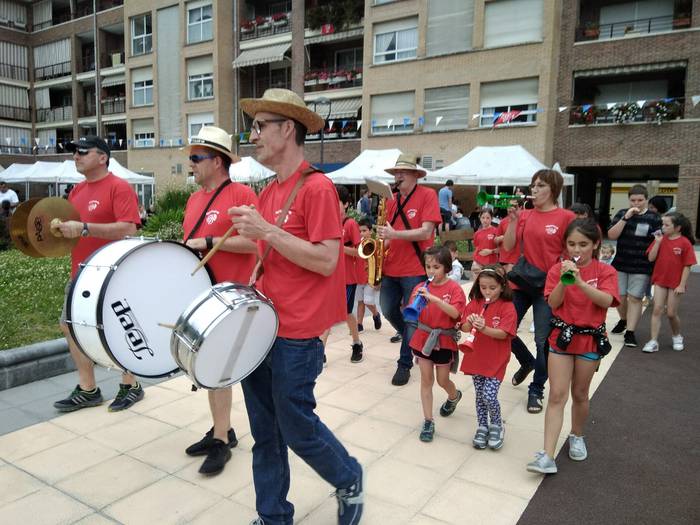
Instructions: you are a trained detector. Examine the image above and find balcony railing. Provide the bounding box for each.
[568,98,685,126]
[102,96,126,115]
[36,106,73,123]
[240,13,291,41]
[81,103,96,118]
[99,0,124,10]
[577,15,691,41]
[0,105,31,121]
[0,63,28,81]
[80,54,95,73]
[35,61,71,81]
[304,68,363,92]
[0,17,27,31]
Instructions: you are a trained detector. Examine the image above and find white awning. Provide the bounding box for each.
[101,74,125,87]
[307,97,361,119]
[233,43,291,68]
[574,61,687,78]
[305,27,363,45]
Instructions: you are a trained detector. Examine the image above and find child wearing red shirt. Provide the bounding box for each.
[460,265,517,450]
[472,209,499,274]
[407,246,466,443]
[643,212,697,353]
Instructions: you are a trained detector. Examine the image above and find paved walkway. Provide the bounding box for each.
[0,280,630,525]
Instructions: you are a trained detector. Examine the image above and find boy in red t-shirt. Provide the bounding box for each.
[356,217,383,332]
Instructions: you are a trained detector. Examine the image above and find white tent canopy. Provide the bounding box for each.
[229,156,275,183]
[430,145,575,186]
[325,149,403,184]
[0,158,154,184]
[0,162,33,182]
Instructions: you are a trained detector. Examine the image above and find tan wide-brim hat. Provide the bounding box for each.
[183,125,239,161]
[385,153,427,178]
[240,88,325,133]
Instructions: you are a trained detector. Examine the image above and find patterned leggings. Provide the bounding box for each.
[473,375,502,428]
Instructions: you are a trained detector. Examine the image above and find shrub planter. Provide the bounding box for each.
[0,338,73,391]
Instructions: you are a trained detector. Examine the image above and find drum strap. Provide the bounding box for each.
[184,179,232,242]
[248,166,316,286]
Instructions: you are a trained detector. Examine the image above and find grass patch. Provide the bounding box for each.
[0,249,70,350]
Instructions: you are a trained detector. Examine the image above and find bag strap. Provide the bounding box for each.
[248,166,315,286]
[389,186,424,265]
[184,179,231,242]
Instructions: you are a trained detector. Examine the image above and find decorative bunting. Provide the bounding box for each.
[403,117,411,126]
[636,100,646,108]
[493,110,522,127]
[20,137,26,145]
[169,139,173,147]
[5,137,11,145]
[127,139,132,146]
[386,118,393,128]
[692,95,700,107]
[472,113,480,120]
[418,116,425,126]
[50,137,55,145]
[606,102,616,110]
[341,120,348,129]
[34,137,40,145]
[119,139,123,147]
[357,120,362,130]
[327,120,334,131]
[582,104,592,113]
[159,139,165,147]
[370,119,376,128]
[178,138,183,146]
[558,106,567,112]
[435,116,443,127]
[44,144,50,151]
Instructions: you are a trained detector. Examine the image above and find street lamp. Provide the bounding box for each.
[309,97,332,168]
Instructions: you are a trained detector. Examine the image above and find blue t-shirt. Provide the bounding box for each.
[438,186,452,211]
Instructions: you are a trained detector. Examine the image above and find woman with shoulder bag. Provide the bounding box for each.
[503,170,576,413]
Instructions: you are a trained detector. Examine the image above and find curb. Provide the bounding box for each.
[0,338,75,391]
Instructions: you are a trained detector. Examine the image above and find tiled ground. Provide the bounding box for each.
[0,281,626,524]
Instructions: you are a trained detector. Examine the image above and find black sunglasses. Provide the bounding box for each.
[76,148,92,156]
[189,154,216,163]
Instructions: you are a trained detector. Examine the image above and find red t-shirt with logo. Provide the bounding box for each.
[68,173,141,277]
[647,236,697,289]
[408,279,466,352]
[383,186,442,277]
[545,260,620,355]
[183,182,258,285]
[497,217,519,265]
[459,298,517,382]
[342,217,361,285]
[256,161,346,339]
[473,226,499,265]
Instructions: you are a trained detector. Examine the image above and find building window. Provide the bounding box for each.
[133,80,153,106]
[335,48,363,71]
[484,0,543,48]
[373,18,418,64]
[370,91,414,135]
[188,112,214,137]
[188,73,213,99]
[131,14,152,56]
[132,118,155,147]
[479,78,539,127]
[187,3,213,44]
[424,85,470,132]
[426,0,474,56]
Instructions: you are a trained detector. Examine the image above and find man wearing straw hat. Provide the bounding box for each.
[229,89,364,525]
[378,154,442,386]
[181,125,259,476]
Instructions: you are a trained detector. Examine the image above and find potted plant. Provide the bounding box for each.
[272,12,288,26]
[673,13,691,28]
[317,71,329,85]
[583,21,600,38]
[325,121,340,138]
[341,121,356,138]
[241,19,254,33]
[304,71,318,86]
[331,70,346,84]
[354,68,362,81]
[255,15,271,30]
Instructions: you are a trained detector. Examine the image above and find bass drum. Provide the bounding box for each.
[67,238,213,377]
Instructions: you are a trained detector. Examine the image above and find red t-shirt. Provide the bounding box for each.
[473,226,499,265]
[342,217,361,285]
[383,185,442,277]
[515,208,575,272]
[497,217,519,265]
[183,182,258,285]
[256,161,346,338]
[459,298,517,382]
[545,260,620,355]
[408,279,466,352]
[647,236,697,289]
[68,173,141,277]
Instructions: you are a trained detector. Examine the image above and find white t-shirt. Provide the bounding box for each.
[0,188,19,207]
[448,259,464,282]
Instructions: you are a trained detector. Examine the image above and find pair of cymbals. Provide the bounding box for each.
[10,197,80,257]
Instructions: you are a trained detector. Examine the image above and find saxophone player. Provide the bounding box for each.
[376,153,442,386]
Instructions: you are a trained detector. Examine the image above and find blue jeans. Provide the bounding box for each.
[241,337,361,525]
[511,289,553,397]
[380,274,426,369]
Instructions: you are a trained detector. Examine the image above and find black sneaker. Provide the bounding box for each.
[439,390,462,417]
[611,319,627,334]
[335,467,364,525]
[391,366,410,386]
[390,332,402,343]
[527,394,543,413]
[357,323,364,332]
[511,363,534,386]
[419,419,435,442]
[350,342,364,363]
[198,439,232,475]
[186,427,238,456]
[53,385,103,412]
[373,314,382,330]
[624,330,638,347]
[108,383,144,412]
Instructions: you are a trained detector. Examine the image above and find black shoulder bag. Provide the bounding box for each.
[507,214,547,293]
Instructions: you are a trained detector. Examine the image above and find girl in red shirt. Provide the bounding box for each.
[460,265,517,450]
[643,212,697,353]
[407,246,466,443]
[527,219,619,475]
[472,209,499,275]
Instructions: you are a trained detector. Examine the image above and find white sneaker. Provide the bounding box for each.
[568,434,588,461]
[642,340,659,353]
[672,335,684,351]
[526,451,557,474]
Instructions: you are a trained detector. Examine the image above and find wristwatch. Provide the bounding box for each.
[81,222,89,237]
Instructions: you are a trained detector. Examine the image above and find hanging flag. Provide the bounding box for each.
[321,23,334,35]
[34,137,40,145]
[435,116,443,127]
[386,118,393,128]
[582,104,592,113]
[4,137,10,145]
[558,106,568,113]
[418,116,425,126]
[492,110,522,127]
[606,102,616,110]
[357,120,362,130]
[636,100,646,108]
[472,113,480,120]
[692,95,700,107]
[403,117,411,126]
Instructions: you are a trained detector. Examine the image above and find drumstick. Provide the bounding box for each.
[157,322,176,329]
[191,223,237,275]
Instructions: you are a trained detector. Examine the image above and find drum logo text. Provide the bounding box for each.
[110,300,154,359]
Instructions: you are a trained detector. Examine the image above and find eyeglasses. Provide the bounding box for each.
[250,118,288,135]
[189,154,216,163]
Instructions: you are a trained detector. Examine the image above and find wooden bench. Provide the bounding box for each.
[437,228,475,265]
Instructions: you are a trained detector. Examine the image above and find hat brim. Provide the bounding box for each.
[240,98,325,133]
[65,141,110,156]
[182,143,240,162]
[385,167,427,178]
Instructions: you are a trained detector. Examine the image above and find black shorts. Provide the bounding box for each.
[413,348,455,366]
[440,208,452,224]
[346,284,357,314]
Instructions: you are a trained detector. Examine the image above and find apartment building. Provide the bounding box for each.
[554,0,700,234]
[361,0,562,172]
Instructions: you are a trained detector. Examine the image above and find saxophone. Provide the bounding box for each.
[358,196,387,286]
